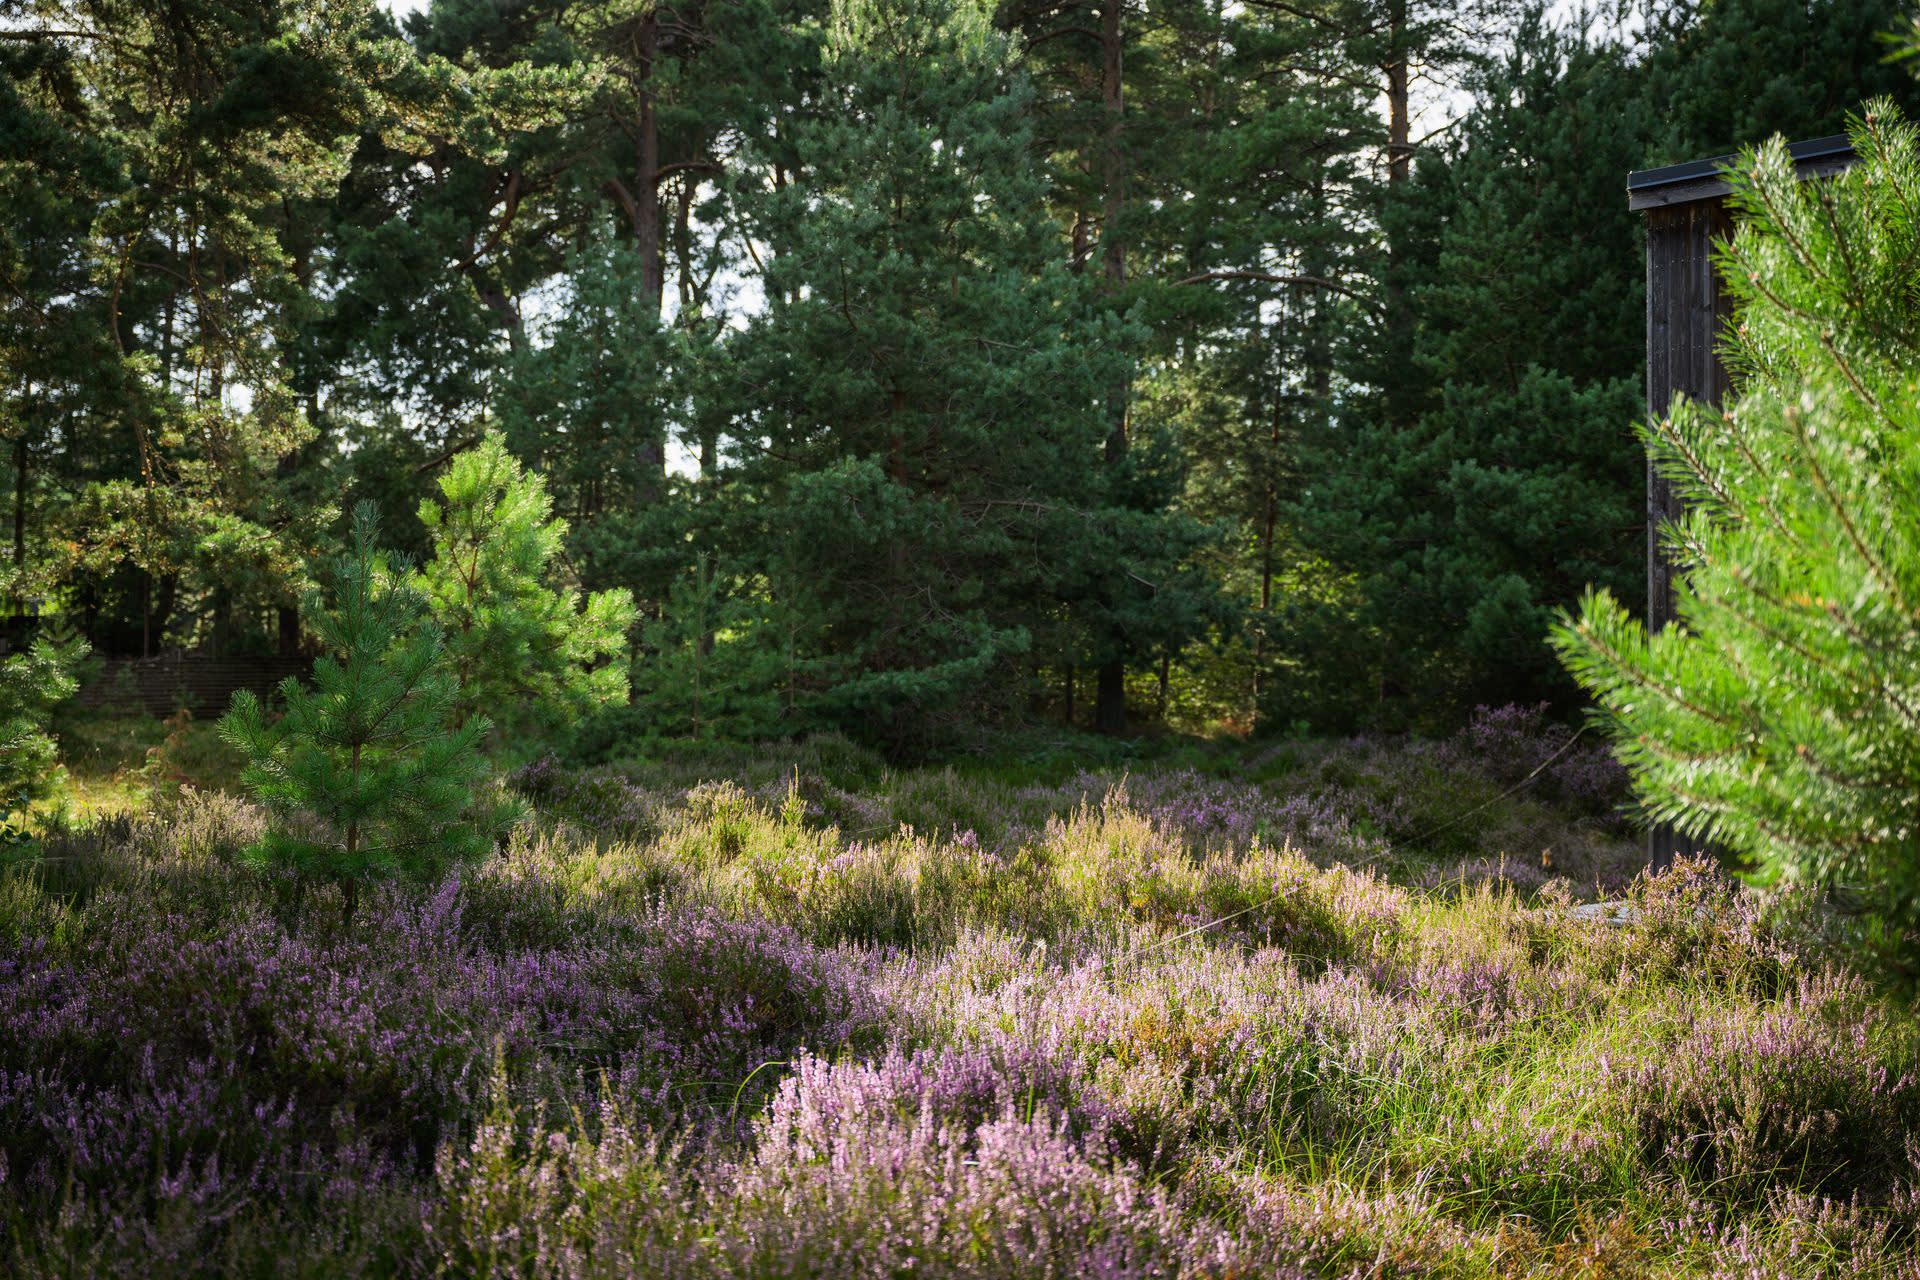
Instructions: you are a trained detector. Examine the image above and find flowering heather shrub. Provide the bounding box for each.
[1438,703,1629,816]
[1042,795,1398,957]
[873,928,1441,1167]
[0,838,876,1242]
[707,1052,1229,1279]
[4,1181,429,1280]
[1226,1176,1480,1277]
[1087,769,1399,865]
[9,742,1920,1276]
[509,756,676,845]
[1618,970,1920,1201]
[12,788,266,912]
[1617,857,1811,996]
[1676,1187,1920,1278]
[529,711,1640,899]
[429,1065,700,1278]
[433,1050,1231,1279]
[1226,706,1640,891]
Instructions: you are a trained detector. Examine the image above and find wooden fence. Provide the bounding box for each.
[75,652,310,719]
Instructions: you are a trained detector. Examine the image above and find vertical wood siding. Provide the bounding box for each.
[1641,199,1732,871]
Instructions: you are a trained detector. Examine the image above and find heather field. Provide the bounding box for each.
[1,710,1915,1278]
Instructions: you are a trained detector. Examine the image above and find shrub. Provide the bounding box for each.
[0,632,85,844]
[434,1050,1225,1280]
[1554,104,1920,984]
[0,842,879,1237]
[1618,971,1920,1201]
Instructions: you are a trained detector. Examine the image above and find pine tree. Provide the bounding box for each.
[1291,8,1650,728]
[715,0,1226,749]
[1553,105,1920,985]
[494,234,684,603]
[1282,0,1920,732]
[1640,0,1920,165]
[415,434,637,734]
[631,553,788,742]
[220,505,502,920]
[12,1,417,657]
[0,633,85,846]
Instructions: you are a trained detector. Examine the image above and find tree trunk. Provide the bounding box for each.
[475,282,526,355]
[887,385,910,588]
[279,247,322,657]
[1253,398,1278,709]
[1095,660,1126,736]
[144,573,176,658]
[1063,664,1076,727]
[633,13,668,501]
[1385,0,1410,189]
[342,741,362,925]
[693,552,712,738]
[11,432,26,612]
[674,174,696,312]
[1094,0,1130,737]
[634,16,665,307]
[1382,0,1412,425]
[210,585,232,657]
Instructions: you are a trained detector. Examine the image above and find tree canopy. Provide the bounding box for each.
[4,0,1917,749]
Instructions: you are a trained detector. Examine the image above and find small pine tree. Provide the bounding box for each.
[633,553,788,742]
[415,433,637,734]
[0,633,86,845]
[1553,104,1920,983]
[221,505,504,920]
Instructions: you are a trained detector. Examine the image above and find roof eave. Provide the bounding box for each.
[1626,135,1855,211]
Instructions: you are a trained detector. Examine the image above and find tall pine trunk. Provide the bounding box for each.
[1094,0,1129,737]
[632,13,668,503]
[1253,396,1279,709]
[1385,0,1410,189]
[1382,0,1413,428]
[11,432,26,615]
[144,573,176,658]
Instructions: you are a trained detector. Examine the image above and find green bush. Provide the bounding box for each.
[0,632,85,844]
[1555,103,1920,985]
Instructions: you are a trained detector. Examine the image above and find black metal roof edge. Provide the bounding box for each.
[1627,134,1855,193]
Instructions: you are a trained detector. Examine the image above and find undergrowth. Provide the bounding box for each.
[2,712,1913,1277]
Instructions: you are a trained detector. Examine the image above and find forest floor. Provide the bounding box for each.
[4,711,1918,1277]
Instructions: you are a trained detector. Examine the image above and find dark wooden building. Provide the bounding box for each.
[1626,135,1856,870]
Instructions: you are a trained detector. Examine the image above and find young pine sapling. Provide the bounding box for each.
[220,505,509,921]
[0,631,87,846]
[415,433,636,733]
[1554,104,1920,986]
